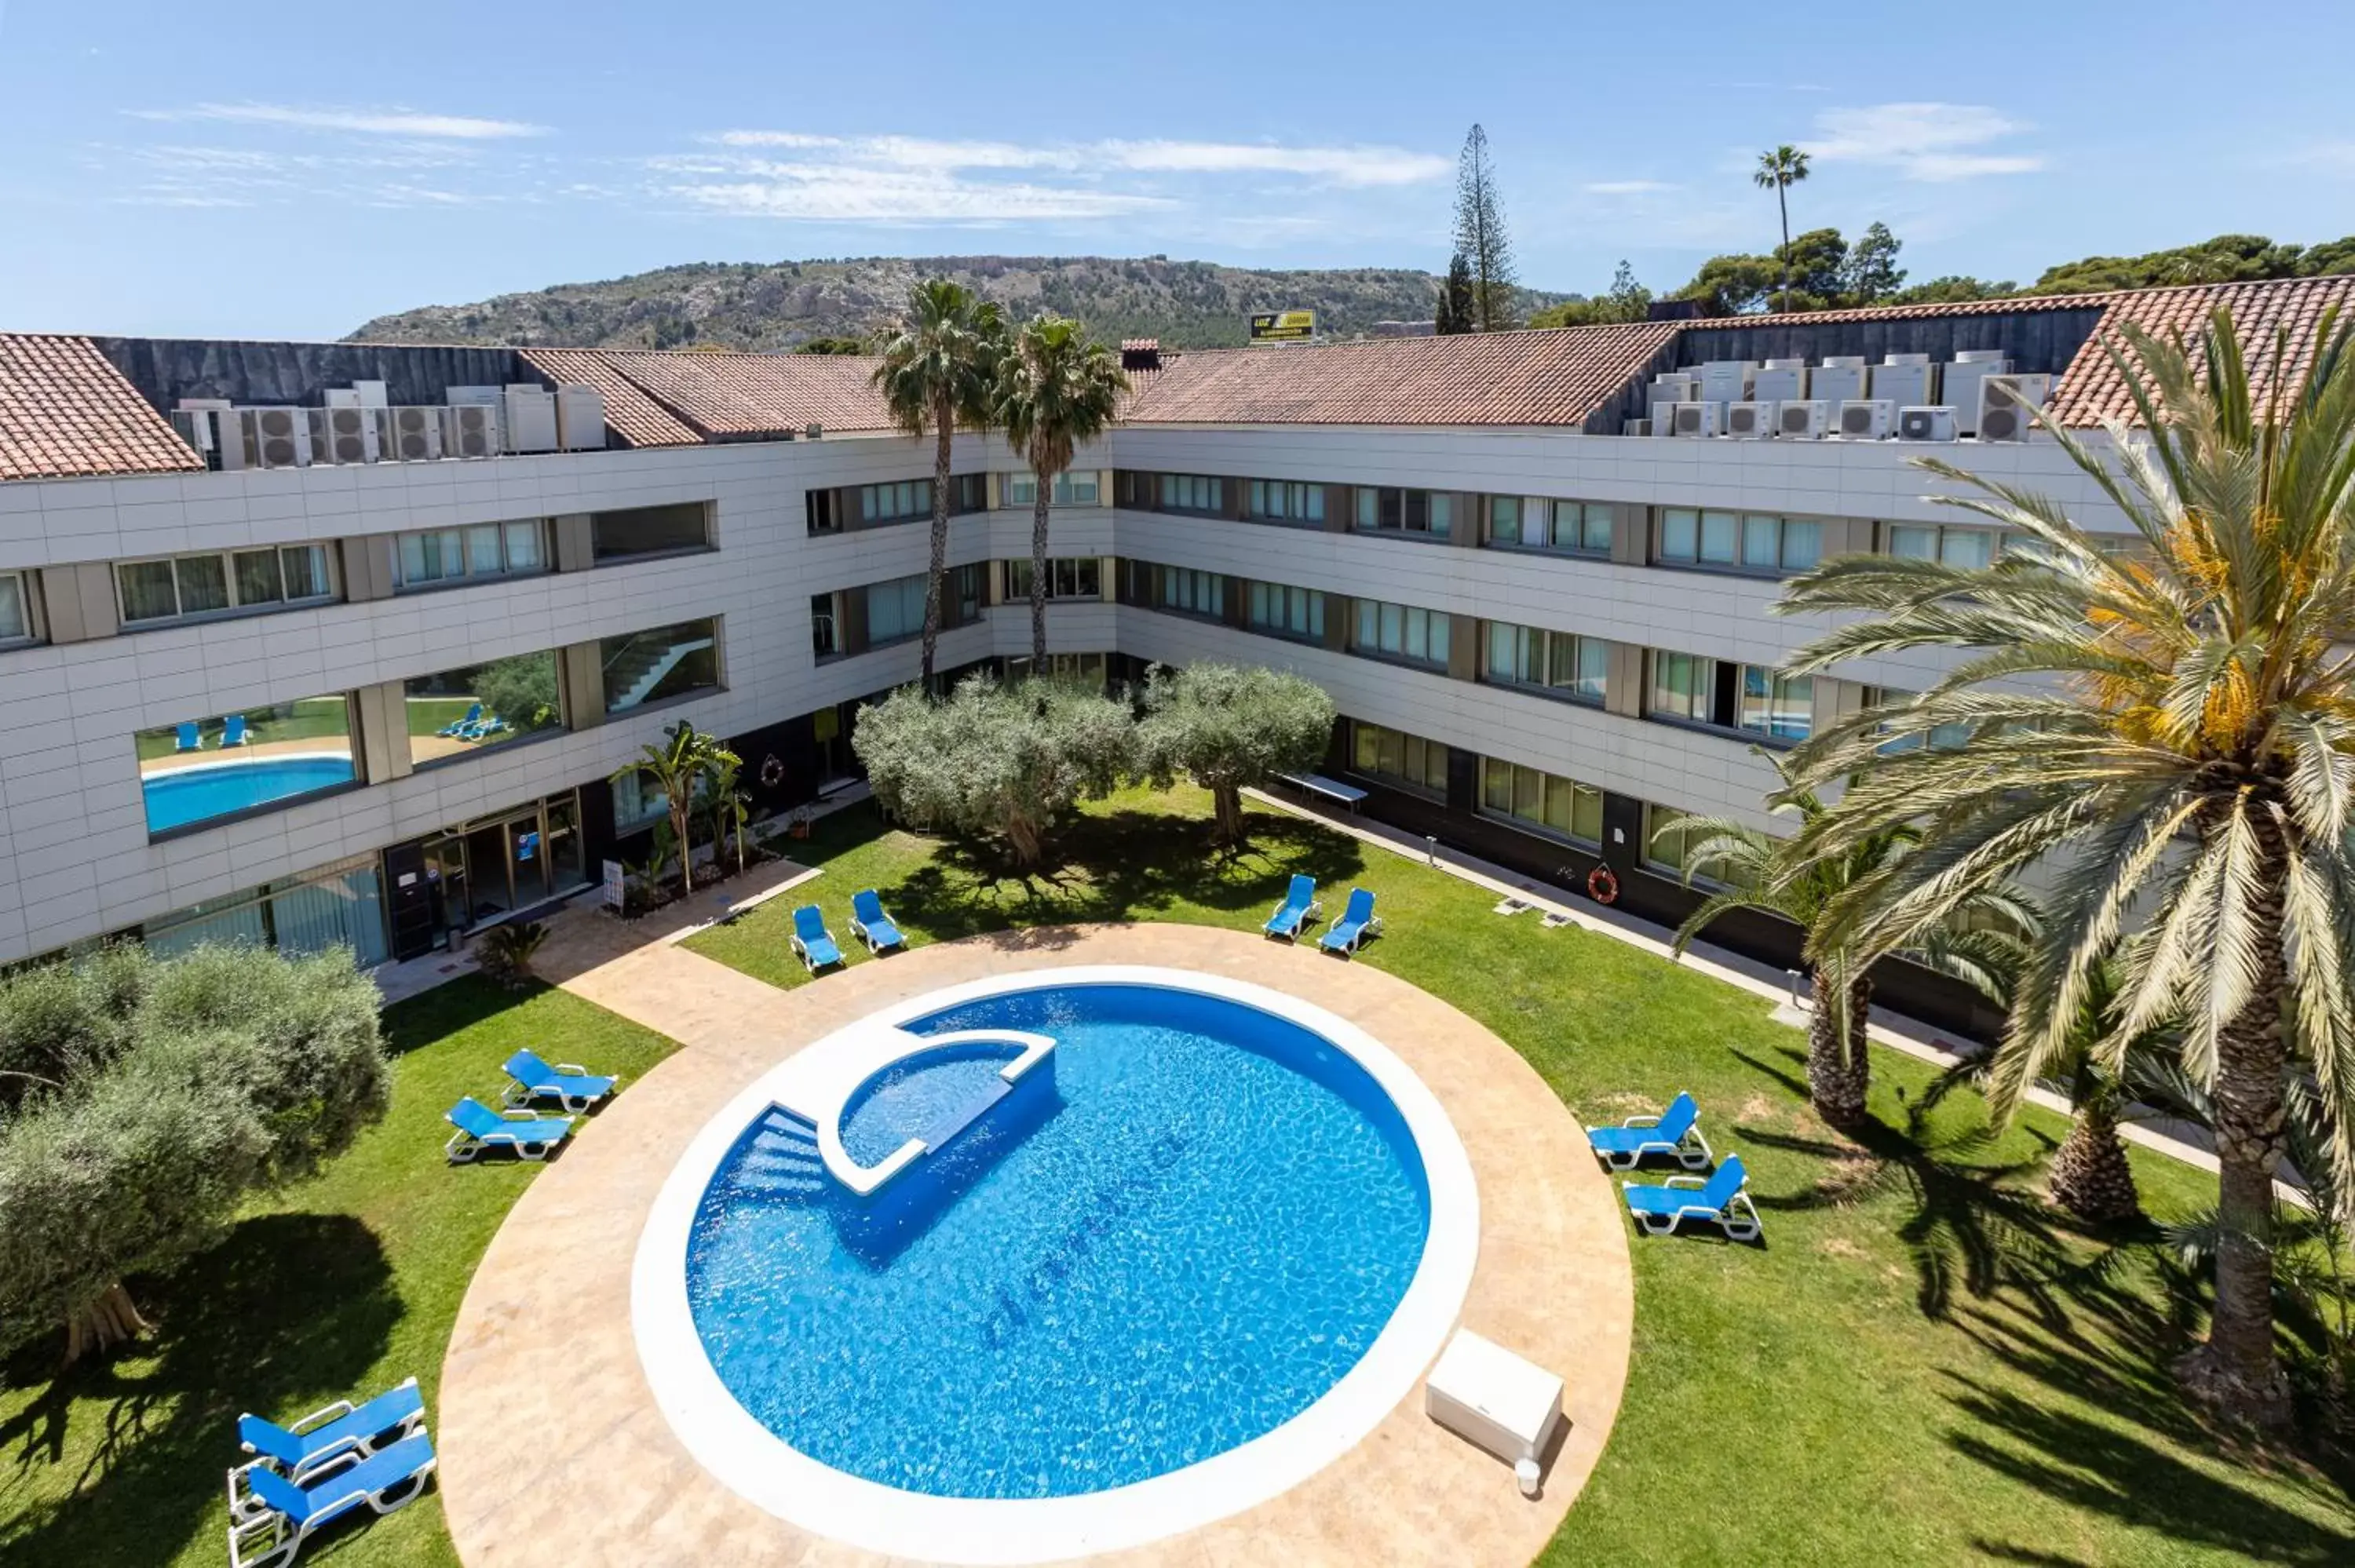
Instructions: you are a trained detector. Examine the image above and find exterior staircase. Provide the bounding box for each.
[605,634,715,711]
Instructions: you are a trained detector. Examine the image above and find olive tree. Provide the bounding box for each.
[0,943,389,1363]
[853,673,1134,866]
[1134,662,1336,845]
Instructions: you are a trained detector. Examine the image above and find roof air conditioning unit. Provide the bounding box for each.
[1977,373,2052,442]
[324,387,361,409]
[1869,357,1933,408]
[1811,357,1867,405]
[1779,399,1830,438]
[352,380,389,408]
[1671,401,1724,438]
[1649,401,1681,433]
[441,403,501,458]
[243,407,312,469]
[321,403,379,464]
[1623,418,1652,437]
[1699,360,1755,405]
[554,385,605,450]
[389,405,442,461]
[1899,406,1959,442]
[1648,374,1697,403]
[1941,352,2013,435]
[1727,400,1777,438]
[502,385,559,453]
[1838,399,1894,439]
[1751,362,1805,402]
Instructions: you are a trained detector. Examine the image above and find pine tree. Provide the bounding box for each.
[1434,253,1474,334]
[1451,126,1519,331]
[1842,222,1908,305]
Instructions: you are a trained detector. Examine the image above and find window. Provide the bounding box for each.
[137,694,360,837]
[1647,651,1716,724]
[592,501,710,560]
[141,851,389,970]
[1157,473,1224,513]
[1247,582,1327,642]
[1865,687,1972,754]
[858,480,933,524]
[1484,498,1613,555]
[1355,487,1454,539]
[1350,721,1448,795]
[1007,651,1109,684]
[1247,480,1325,524]
[406,651,564,766]
[1658,509,1819,573]
[1160,566,1225,617]
[1738,666,1814,742]
[1006,471,1102,508]
[1886,522,1999,569]
[864,575,929,645]
[614,768,701,833]
[1352,599,1450,667]
[396,520,547,589]
[1479,757,1604,845]
[116,544,336,625]
[601,618,720,714]
[1483,622,1607,703]
[811,593,839,659]
[1645,804,1704,876]
[0,570,38,644]
[947,561,985,624]
[1000,557,1103,602]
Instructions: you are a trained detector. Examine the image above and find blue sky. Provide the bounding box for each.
[2,1,2350,340]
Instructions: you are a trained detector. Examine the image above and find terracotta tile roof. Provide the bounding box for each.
[2043,274,2355,427]
[1683,290,2127,329]
[516,346,699,447]
[1120,337,1159,352]
[0,334,200,482]
[1122,321,1681,427]
[582,348,896,440]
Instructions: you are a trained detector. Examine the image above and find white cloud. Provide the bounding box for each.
[670,164,1170,223]
[700,131,1450,188]
[129,102,548,140]
[1803,102,2044,181]
[1583,179,1674,195]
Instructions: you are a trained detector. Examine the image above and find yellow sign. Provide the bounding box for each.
[1248,310,1316,342]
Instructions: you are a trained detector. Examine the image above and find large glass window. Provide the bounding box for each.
[1660,509,1819,572]
[1247,582,1326,642]
[142,851,389,969]
[857,480,932,524]
[1000,557,1103,601]
[1006,651,1110,684]
[1007,471,1101,507]
[1159,567,1225,617]
[1351,599,1451,668]
[1479,757,1604,844]
[1886,522,1999,568]
[1156,473,1223,513]
[1350,721,1448,795]
[396,520,547,589]
[1739,666,1814,742]
[116,544,336,626]
[0,571,35,644]
[405,651,564,767]
[592,501,710,560]
[811,593,840,659]
[601,618,721,714]
[1647,651,1716,724]
[137,694,360,837]
[1645,804,1703,875]
[1247,480,1325,524]
[864,575,929,645]
[1485,498,1612,555]
[1483,622,1607,703]
[1355,487,1454,538]
[1865,686,1973,754]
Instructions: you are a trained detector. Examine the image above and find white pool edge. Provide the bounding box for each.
[630,963,1481,1566]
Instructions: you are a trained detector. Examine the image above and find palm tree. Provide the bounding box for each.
[1666,749,2024,1126]
[610,720,738,896]
[1753,146,1810,313]
[1768,305,2355,1428]
[995,315,1128,665]
[871,280,1005,686]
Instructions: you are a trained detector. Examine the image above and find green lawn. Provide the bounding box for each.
[133,696,357,760]
[0,979,677,1568]
[687,786,2355,1566]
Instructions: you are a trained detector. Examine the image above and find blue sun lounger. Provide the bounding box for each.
[1317,888,1381,955]
[501,1048,619,1114]
[1623,1153,1762,1242]
[231,1379,425,1505]
[444,1096,572,1163]
[176,720,203,752]
[1263,874,1322,941]
[436,702,482,738]
[1586,1092,1714,1172]
[790,903,844,971]
[225,1430,436,1568]
[221,713,250,746]
[850,888,904,953]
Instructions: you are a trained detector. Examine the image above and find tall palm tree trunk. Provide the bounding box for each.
[1806,965,1871,1127]
[1029,486,1051,664]
[2178,885,2295,1427]
[1776,185,1792,313]
[919,393,953,687]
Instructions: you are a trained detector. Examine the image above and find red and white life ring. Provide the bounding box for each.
[1586,865,1620,906]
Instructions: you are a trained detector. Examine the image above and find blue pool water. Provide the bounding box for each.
[141,755,356,833]
[685,983,1430,1500]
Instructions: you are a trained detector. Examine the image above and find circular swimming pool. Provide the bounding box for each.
[634,966,1478,1563]
[141,753,355,833]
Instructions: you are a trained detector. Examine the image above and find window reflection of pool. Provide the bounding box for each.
[141,753,356,834]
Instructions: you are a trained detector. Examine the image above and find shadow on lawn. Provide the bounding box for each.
[0,1212,398,1567]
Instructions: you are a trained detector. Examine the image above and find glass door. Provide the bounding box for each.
[544,793,585,892]
[507,811,551,910]
[462,822,510,921]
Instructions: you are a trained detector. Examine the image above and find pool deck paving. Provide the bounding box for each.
[440,909,1634,1568]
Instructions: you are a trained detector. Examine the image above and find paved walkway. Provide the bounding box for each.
[438,921,1633,1568]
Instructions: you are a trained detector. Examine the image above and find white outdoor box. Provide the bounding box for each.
[502,385,559,453]
[555,385,606,450]
[1838,399,1894,439]
[1426,1328,1563,1472]
[1726,400,1777,438]
[1941,352,2011,435]
[1978,373,2053,442]
[1810,357,1867,405]
[1897,406,1959,442]
[1750,363,1805,403]
[1869,357,1934,408]
[1778,399,1831,439]
[1698,360,1755,405]
[1670,400,1724,437]
[352,379,389,408]
[1648,374,1696,403]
